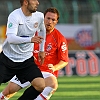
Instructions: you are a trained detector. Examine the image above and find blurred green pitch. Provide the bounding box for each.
[0,76,100,100]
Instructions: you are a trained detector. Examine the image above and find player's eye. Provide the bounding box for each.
[52,19,56,21]
[47,17,50,20]
[47,17,57,22]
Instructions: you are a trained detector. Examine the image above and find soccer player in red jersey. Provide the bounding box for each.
[0,7,69,100]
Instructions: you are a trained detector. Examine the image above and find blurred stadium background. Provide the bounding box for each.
[0,0,100,100]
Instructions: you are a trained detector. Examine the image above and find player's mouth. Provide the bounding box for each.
[46,24,51,27]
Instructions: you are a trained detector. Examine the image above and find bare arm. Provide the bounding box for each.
[48,60,68,72]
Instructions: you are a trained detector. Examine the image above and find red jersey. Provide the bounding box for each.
[33,28,69,77]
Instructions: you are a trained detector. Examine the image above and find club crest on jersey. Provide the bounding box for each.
[8,22,13,28]
[46,43,52,51]
[34,22,38,28]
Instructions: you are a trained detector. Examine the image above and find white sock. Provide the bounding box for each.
[0,92,4,99]
[34,87,55,100]
[0,92,8,100]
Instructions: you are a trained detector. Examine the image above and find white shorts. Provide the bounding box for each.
[10,72,55,88]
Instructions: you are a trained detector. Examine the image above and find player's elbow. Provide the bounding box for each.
[7,34,15,44]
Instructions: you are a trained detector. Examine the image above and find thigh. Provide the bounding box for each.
[2,81,21,95]
[10,75,31,88]
[0,52,17,83]
[43,72,58,89]
[31,77,45,89]
[0,61,15,83]
[16,57,43,83]
[24,66,43,83]
[0,62,6,83]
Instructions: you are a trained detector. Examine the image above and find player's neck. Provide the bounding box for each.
[21,7,32,16]
[46,28,54,34]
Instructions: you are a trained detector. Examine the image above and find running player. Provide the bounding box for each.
[0,7,69,100]
[0,0,46,100]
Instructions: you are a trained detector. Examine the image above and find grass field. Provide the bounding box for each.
[0,75,100,100]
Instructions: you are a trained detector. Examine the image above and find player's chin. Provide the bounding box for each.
[30,9,37,13]
[34,7,38,11]
[30,10,35,13]
[46,27,52,31]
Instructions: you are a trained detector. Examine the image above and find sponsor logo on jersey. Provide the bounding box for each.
[61,42,67,52]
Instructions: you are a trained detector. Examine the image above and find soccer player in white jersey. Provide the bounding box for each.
[0,7,69,100]
[0,0,46,100]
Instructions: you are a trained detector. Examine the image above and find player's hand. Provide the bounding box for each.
[48,64,55,72]
[38,51,45,65]
[31,36,43,43]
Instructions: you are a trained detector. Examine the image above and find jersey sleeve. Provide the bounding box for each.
[57,34,69,62]
[6,10,31,44]
[38,13,46,51]
[6,12,19,36]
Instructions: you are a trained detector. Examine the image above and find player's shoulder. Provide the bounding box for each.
[8,8,21,19]
[54,28,65,38]
[53,29,67,44]
[9,8,20,16]
[33,11,44,18]
[7,8,24,24]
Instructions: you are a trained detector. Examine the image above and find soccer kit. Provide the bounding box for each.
[10,72,55,88]
[3,8,45,62]
[10,28,68,88]
[34,28,68,77]
[0,8,46,84]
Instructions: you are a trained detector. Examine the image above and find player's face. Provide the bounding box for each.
[27,0,39,13]
[44,12,58,33]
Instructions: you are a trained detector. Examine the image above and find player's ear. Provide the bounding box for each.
[55,20,58,24]
[56,20,58,23]
[24,0,28,6]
